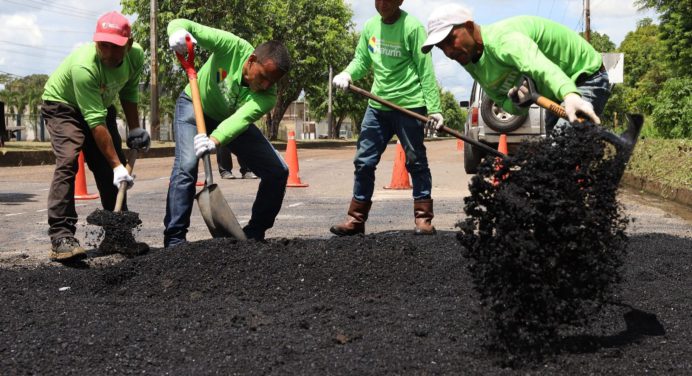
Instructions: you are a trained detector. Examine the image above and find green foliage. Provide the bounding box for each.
[650,77,692,138]
[579,31,616,52]
[636,0,692,77]
[439,89,466,132]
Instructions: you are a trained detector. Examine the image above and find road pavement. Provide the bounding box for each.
[1,139,690,265]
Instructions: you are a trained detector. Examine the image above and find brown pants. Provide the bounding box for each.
[42,101,127,242]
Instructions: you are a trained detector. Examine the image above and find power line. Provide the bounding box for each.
[0,40,76,54]
[3,0,100,21]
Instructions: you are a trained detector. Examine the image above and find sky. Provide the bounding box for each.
[0,0,657,100]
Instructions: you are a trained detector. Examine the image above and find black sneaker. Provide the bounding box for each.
[220,171,236,179]
[50,237,86,261]
[242,171,258,179]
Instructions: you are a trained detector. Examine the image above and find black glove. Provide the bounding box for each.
[126,127,150,151]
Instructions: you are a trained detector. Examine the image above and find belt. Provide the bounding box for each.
[576,63,606,86]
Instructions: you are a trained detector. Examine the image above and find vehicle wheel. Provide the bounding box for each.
[480,93,527,133]
[464,141,485,174]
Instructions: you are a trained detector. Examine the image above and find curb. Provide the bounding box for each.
[621,173,692,208]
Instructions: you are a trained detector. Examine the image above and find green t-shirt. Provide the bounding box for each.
[464,16,603,114]
[42,42,143,128]
[168,19,277,145]
[345,10,441,113]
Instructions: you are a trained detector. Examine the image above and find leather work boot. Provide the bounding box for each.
[414,198,436,235]
[49,236,87,261]
[330,198,372,236]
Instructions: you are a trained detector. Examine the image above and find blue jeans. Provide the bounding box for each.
[352,106,432,202]
[546,71,611,133]
[163,92,288,247]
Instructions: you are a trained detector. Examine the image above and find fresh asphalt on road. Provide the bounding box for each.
[1,139,690,265]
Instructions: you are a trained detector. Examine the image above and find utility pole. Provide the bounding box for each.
[327,65,333,138]
[584,0,591,43]
[149,0,160,140]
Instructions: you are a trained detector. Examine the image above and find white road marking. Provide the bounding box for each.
[288,202,304,208]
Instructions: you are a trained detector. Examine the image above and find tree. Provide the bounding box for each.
[636,0,692,77]
[439,89,466,133]
[0,74,49,139]
[122,0,354,140]
[602,18,669,122]
[579,30,616,52]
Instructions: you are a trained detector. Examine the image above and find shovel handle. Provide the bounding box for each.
[347,84,508,159]
[114,149,138,213]
[517,75,584,123]
[175,34,214,186]
[175,36,207,136]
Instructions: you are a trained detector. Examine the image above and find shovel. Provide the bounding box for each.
[347,84,509,160]
[512,75,642,159]
[86,149,148,256]
[175,36,247,240]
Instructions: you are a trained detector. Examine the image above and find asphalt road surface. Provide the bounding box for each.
[1,139,690,266]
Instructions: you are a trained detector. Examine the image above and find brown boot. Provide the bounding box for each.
[414,198,436,235]
[330,198,372,236]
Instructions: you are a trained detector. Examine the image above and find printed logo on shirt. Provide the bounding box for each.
[488,70,522,95]
[216,68,228,83]
[367,35,402,57]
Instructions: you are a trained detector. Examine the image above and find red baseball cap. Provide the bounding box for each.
[93,11,131,46]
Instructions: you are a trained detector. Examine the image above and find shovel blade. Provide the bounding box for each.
[195,183,247,240]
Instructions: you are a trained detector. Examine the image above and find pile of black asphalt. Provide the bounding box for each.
[1,230,690,374]
[458,124,632,361]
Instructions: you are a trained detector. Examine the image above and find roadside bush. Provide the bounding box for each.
[651,77,692,139]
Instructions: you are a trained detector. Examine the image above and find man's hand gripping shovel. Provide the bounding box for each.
[175,35,246,240]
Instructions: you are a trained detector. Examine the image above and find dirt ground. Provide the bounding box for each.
[1,139,691,374]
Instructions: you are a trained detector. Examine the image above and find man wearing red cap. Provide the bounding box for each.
[41,11,149,261]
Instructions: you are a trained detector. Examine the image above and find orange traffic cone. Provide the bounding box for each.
[493,134,508,186]
[74,151,99,200]
[497,134,508,155]
[285,130,308,187]
[384,141,412,190]
[456,139,464,151]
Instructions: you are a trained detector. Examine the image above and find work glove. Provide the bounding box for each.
[563,93,600,124]
[168,29,197,55]
[113,164,134,189]
[426,113,445,131]
[126,127,150,151]
[507,82,530,107]
[332,72,352,91]
[193,133,216,159]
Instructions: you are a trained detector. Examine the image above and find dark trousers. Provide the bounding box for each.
[42,101,127,242]
[217,143,251,175]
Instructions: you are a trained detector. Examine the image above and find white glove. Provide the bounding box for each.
[426,113,445,131]
[193,133,216,159]
[563,93,600,124]
[169,29,197,55]
[332,72,351,91]
[113,165,134,189]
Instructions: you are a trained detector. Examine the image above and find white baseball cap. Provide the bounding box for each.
[421,3,473,53]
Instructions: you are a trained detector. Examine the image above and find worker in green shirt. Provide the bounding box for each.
[330,0,443,237]
[164,19,291,247]
[41,11,149,261]
[421,3,608,132]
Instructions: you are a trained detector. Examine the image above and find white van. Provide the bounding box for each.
[460,81,546,174]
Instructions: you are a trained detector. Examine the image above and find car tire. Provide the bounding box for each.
[480,93,527,133]
[464,141,486,174]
